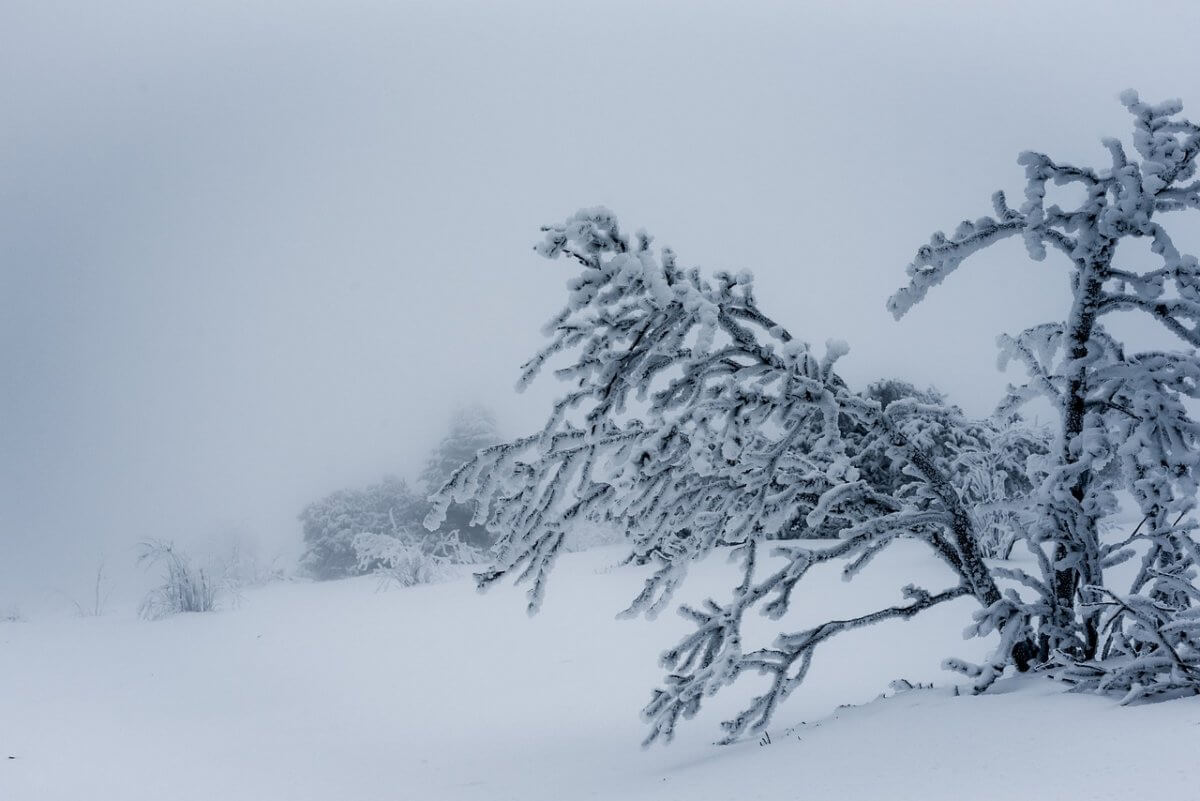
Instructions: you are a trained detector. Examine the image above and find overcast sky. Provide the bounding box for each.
[4,0,1200,600]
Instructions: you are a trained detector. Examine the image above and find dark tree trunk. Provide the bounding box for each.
[1045,253,1110,659]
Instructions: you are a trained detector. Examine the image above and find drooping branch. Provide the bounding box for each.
[641,533,974,746]
[432,204,1052,742]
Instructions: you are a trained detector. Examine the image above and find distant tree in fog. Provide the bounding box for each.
[419,404,501,548]
[299,475,421,580]
[298,406,500,579]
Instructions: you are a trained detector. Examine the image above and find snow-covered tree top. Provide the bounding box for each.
[890,90,1200,335]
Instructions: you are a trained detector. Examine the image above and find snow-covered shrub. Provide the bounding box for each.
[71,558,114,617]
[137,541,217,620]
[56,557,115,617]
[352,528,483,588]
[352,532,438,586]
[211,532,286,590]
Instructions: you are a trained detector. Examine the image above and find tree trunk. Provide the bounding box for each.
[1047,254,1110,659]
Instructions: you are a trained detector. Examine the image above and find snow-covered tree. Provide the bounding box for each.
[891,91,1200,699]
[431,94,1200,743]
[428,210,1042,744]
[420,404,501,548]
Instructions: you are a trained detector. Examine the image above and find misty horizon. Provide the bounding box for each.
[5,0,1199,597]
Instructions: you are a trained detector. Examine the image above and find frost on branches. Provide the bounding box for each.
[427,92,1200,744]
[891,91,1200,702]
[427,213,1042,745]
[352,528,482,588]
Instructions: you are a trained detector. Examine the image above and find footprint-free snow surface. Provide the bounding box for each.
[2,542,1197,800]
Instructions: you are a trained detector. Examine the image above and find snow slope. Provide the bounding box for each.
[1,542,1197,801]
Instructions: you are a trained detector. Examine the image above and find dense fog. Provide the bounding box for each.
[5,0,1199,600]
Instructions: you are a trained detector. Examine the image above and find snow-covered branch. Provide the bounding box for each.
[436,208,1050,740]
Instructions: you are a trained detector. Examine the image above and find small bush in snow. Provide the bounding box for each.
[67,558,114,617]
[353,528,483,588]
[137,540,217,619]
[210,532,287,590]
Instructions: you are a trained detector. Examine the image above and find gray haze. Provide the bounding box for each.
[4,0,1200,601]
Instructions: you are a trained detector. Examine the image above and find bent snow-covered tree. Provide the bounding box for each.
[429,92,1200,743]
[891,91,1200,700]
[428,214,1041,744]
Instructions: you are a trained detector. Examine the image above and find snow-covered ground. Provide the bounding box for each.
[1,542,1197,801]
